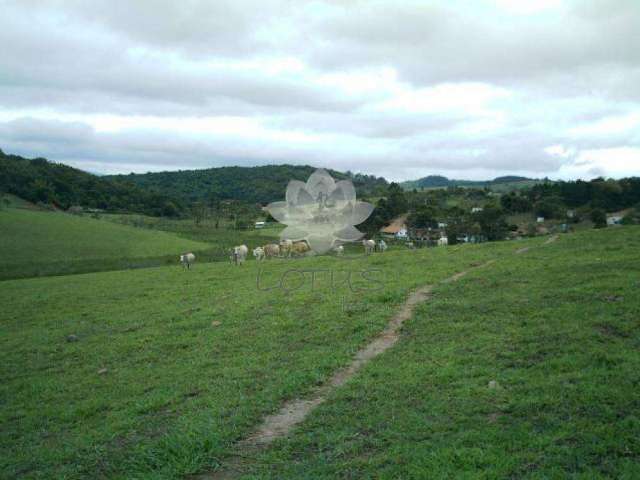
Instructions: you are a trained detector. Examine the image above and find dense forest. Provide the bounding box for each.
[106,165,388,206]
[0,149,387,219]
[0,149,185,216]
[3,149,640,237]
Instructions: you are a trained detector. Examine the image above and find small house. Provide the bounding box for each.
[255,221,266,229]
[471,207,483,213]
[380,215,409,239]
[607,216,623,226]
[395,226,409,239]
[537,217,545,224]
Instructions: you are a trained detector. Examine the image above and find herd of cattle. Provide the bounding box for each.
[181,236,450,268]
[180,238,393,268]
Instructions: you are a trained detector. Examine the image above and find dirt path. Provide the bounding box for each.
[517,234,558,254]
[545,234,559,245]
[195,236,561,479]
[196,260,495,479]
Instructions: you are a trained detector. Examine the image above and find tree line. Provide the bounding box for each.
[0,149,185,216]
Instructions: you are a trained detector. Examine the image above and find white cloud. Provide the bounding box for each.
[0,0,639,180]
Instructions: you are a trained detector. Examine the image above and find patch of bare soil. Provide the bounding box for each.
[544,234,559,245]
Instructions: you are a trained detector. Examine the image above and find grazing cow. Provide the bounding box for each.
[180,252,196,269]
[438,236,449,247]
[333,245,344,256]
[252,246,265,261]
[291,241,310,256]
[279,239,293,257]
[363,239,376,255]
[231,245,248,265]
[377,240,388,253]
[405,241,415,250]
[263,243,280,259]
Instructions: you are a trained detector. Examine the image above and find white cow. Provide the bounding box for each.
[279,239,293,258]
[363,239,376,255]
[263,243,280,259]
[231,245,248,265]
[252,246,265,261]
[438,236,449,247]
[377,240,388,253]
[180,252,196,269]
[333,245,344,256]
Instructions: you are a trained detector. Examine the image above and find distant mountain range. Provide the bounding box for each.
[401,175,540,190]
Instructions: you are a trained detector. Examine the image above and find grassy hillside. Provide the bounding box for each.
[101,213,282,251]
[1,227,639,478]
[0,208,211,279]
[253,228,640,478]
[0,235,532,479]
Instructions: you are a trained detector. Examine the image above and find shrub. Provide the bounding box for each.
[590,208,607,229]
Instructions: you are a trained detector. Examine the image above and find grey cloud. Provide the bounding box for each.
[0,1,639,180]
[305,1,640,87]
[0,117,568,180]
[0,3,364,115]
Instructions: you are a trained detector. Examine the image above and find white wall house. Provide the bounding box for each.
[255,221,266,229]
[607,216,623,225]
[395,227,408,239]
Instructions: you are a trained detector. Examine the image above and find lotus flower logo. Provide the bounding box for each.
[266,169,374,254]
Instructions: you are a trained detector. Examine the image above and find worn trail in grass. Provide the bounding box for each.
[1,236,532,479]
[200,235,555,478]
[200,259,498,480]
[245,227,640,479]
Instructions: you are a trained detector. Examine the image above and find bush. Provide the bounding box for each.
[621,208,639,225]
[590,208,607,229]
[534,196,564,219]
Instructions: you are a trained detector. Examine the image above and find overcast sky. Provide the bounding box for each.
[1,0,639,181]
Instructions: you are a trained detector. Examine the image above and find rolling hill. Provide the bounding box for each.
[0,204,211,279]
[0,149,388,214]
[0,149,184,216]
[401,174,541,191]
[105,165,388,205]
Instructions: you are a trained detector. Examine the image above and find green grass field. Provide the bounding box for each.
[251,228,640,478]
[1,224,639,479]
[0,208,211,280]
[101,213,282,254]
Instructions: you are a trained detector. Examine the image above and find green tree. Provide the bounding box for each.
[590,208,607,229]
[501,192,532,213]
[386,183,408,217]
[534,196,564,219]
[473,206,509,241]
[407,205,437,229]
[191,201,207,225]
[162,201,179,218]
